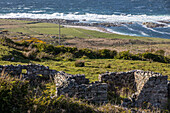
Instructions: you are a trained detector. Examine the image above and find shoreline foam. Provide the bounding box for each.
[0,13,170,23]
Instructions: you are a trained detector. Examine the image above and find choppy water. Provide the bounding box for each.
[0,0,170,38]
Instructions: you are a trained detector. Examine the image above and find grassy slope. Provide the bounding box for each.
[0,19,170,112]
[0,47,169,82]
[1,19,170,55]
[0,19,170,81]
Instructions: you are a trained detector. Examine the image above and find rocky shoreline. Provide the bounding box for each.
[4,18,133,28]
[5,18,170,28]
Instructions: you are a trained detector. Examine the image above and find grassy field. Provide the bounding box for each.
[0,58,169,82]
[0,19,169,41]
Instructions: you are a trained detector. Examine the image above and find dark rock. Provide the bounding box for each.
[143,22,167,28]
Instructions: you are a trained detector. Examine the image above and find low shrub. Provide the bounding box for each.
[0,36,14,45]
[36,52,54,60]
[105,64,111,68]
[23,48,38,59]
[75,60,85,67]
[2,50,28,62]
[98,49,112,58]
[75,48,96,58]
[142,52,170,63]
[0,76,29,113]
[155,49,165,56]
[81,55,89,59]
[115,51,133,60]
[32,95,96,113]
[57,52,75,61]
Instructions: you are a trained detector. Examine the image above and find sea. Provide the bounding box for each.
[0,0,170,39]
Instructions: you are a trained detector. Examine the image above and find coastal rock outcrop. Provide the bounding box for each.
[143,22,167,28]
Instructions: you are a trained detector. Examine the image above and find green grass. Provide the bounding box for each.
[0,58,169,82]
[26,23,170,41]
[1,19,168,42]
[0,19,34,24]
[0,45,14,59]
[8,27,38,35]
[0,42,169,82]
[40,59,170,82]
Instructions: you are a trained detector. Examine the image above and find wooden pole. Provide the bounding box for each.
[59,21,61,45]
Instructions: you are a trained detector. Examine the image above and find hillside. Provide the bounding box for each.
[0,19,170,56]
[0,19,170,112]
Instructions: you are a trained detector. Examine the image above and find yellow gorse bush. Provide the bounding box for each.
[17,37,46,44]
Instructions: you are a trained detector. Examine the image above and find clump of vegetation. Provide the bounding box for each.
[36,52,54,60]
[115,50,141,60]
[0,74,96,113]
[98,49,117,58]
[23,48,38,58]
[75,60,85,67]
[141,52,170,63]
[0,75,29,113]
[155,49,165,56]
[115,50,170,63]
[105,64,111,68]
[57,52,75,61]
[20,37,46,44]
[80,55,89,59]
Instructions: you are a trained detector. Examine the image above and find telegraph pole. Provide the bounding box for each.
[59,20,61,45]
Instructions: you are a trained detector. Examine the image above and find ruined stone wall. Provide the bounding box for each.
[0,64,108,103]
[99,70,137,97]
[0,64,58,79]
[55,71,108,103]
[168,81,170,110]
[0,64,169,108]
[134,71,168,108]
[99,70,168,108]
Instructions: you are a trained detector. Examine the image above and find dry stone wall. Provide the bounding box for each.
[55,71,108,103]
[134,71,168,108]
[0,64,108,104]
[168,82,170,109]
[0,64,57,79]
[0,64,169,108]
[99,70,168,108]
[99,70,137,97]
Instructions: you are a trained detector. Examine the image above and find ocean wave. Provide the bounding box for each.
[123,24,149,36]
[142,25,170,35]
[106,28,138,36]
[30,10,46,13]
[0,12,170,23]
